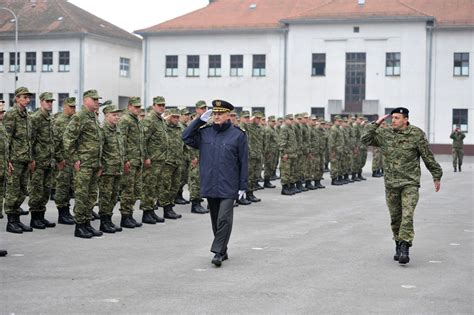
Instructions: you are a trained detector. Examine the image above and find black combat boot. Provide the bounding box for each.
[0,249,7,257]
[344,174,354,183]
[6,214,23,233]
[91,210,100,221]
[58,206,74,225]
[30,211,46,229]
[331,178,342,186]
[238,196,251,205]
[164,205,182,219]
[281,184,293,196]
[315,180,326,189]
[85,221,103,237]
[300,181,309,192]
[120,214,136,229]
[129,214,143,227]
[246,191,261,203]
[109,216,122,232]
[339,176,348,184]
[398,241,410,264]
[191,200,208,214]
[352,173,361,182]
[454,166,457,172]
[74,223,93,238]
[358,171,367,181]
[39,211,56,228]
[50,188,56,201]
[379,169,384,176]
[142,210,157,224]
[459,164,462,172]
[99,215,116,233]
[174,191,189,205]
[305,180,316,190]
[19,208,29,216]
[150,210,165,223]
[263,179,276,189]
[372,171,379,177]
[393,241,401,261]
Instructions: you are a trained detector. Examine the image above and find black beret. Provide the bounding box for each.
[212,99,234,113]
[390,107,409,116]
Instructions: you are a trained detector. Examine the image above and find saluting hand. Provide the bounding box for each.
[434,180,441,192]
[29,160,36,173]
[7,162,14,176]
[74,160,81,171]
[143,159,151,169]
[376,114,390,125]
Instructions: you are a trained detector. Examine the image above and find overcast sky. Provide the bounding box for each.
[69,0,209,33]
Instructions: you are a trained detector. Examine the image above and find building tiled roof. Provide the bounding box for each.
[136,0,473,35]
[0,0,141,44]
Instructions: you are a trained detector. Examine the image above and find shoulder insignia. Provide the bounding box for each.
[234,125,246,133]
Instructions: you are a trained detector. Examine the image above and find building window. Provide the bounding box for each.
[42,51,53,72]
[58,93,69,112]
[454,53,469,76]
[312,54,326,76]
[453,109,468,132]
[187,55,200,77]
[26,52,36,72]
[0,53,4,72]
[251,107,265,115]
[386,52,400,76]
[26,93,36,112]
[384,107,396,124]
[165,55,178,77]
[311,107,325,118]
[9,52,20,72]
[208,55,221,77]
[252,54,266,77]
[9,93,15,107]
[59,51,70,72]
[230,55,243,77]
[120,57,130,77]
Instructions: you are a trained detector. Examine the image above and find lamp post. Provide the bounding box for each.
[0,6,18,92]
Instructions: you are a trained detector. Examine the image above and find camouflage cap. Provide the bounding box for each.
[180,108,191,115]
[39,92,55,101]
[295,113,303,119]
[101,100,112,107]
[103,105,123,114]
[153,96,166,105]
[303,112,310,118]
[168,108,181,116]
[310,115,317,120]
[342,117,348,122]
[195,100,207,108]
[15,87,33,97]
[267,115,276,121]
[285,114,294,120]
[277,117,283,121]
[334,115,342,121]
[128,96,142,107]
[241,110,250,118]
[253,111,264,118]
[229,110,237,116]
[83,89,102,99]
[64,97,76,106]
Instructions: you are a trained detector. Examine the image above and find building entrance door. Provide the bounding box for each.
[345,53,366,113]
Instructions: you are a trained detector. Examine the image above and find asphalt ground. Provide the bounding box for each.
[0,155,472,314]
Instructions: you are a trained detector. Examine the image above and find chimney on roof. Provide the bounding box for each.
[209,0,216,3]
[358,0,365,5]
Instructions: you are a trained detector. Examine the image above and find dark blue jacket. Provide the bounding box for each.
[182,119,248,199]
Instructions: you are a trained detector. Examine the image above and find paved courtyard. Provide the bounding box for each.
[0,155,472,314]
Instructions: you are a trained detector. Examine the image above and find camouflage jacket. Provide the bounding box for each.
[3,104,32,163]
[101,122,125,175]
[361,123,443,188]
[119,111,144,167]
[63,107,103,169]
[53,113,73,163]
[165,121,184,166]
[30,109,55,168]
[247,123,264,160]
[293,124,303,155]
[264,126,278,156]
[0,124,8,173]
[300,124,311,154]
[179,122,190,162]
[328,125,344,153]
[450,131,465,149]
[309,126,319,155]
[279,124,297,157]
[316,127,326,154]
[142,111,168,162]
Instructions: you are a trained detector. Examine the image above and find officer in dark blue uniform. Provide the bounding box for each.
[182,100,248,267]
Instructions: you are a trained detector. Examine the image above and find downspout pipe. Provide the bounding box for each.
[426,22,434,142]
[78,34,85,108]
[143,36,148,108]
[283,28,288,116]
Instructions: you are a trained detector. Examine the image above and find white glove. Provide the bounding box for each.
[200,109,213,122]
[238,190,246,200]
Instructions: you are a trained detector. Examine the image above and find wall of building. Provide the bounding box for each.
[144,31,286,114]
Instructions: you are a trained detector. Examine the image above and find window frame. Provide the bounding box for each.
[385,52,401,76]
[0,52,3,72]
[119,57,130,77]
[9,52,20,72]
[165,55,178,77]
[208,54,222,77]
[42,51,53,72]
[187,55,200,77]
[311,53,326,76]
[230,54,243,77]
[452,108,468,133]
[25,51,36,72]
[58,51,70,72]
[252,54,266,77]
[454,53,469,77]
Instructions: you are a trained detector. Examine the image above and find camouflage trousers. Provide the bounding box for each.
[55,164,74,208]
[188,161,201,201]
[329,150,342,179]
[4,161,29,215]
[161,162,182,207]
[385,185,419,245]
[297,154,305,181]
[452,148,464,168]
[98,174,121,216]
[325,148,330,167]
[28,167,52,212]
[0,173,5,215]
[312,153,324,181]
[263,151,278,180]
[304,154,315,181]
[356,146,368,173]
[280,155,297,185]
[73,166,99,224]
[372,147,383,171]
[248,157,262,192]
[343,148,352,175]
[140,160,165,211]
[179,159,190,191]
[120,165,141,214]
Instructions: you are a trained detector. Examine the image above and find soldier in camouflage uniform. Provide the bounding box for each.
[236,111,252,205]
[187,101,209,213]
[315,120,327,188]
[279,114,298,195]
[63,89,104,238]
[353,116,368,181]
[28,92,57,229]
[341,118,354,184]
[245,111,264,202]
[361,107,442,264]
[372,147,383,177]
[309,116,325,189]
[263,116,278,188]
[175,108,191,205]
[161,108,184,219]
[53,97,76,225]
[301,113,315,190]
[0,101,7,220]
[450,126,465,172]
[328,115,344,186]
[140,96,167,224]
[118,97,144,228]
[4,87,34,234]
[292,114,306,192]
[98,105,125,233]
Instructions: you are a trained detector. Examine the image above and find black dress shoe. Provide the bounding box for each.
[0,249,7,257]
[212,253,224,267]
[142,210,157,224]
[74,223,93,238]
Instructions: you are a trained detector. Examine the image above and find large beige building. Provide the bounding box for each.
[136,0,473,152]
[0,0,142,111]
